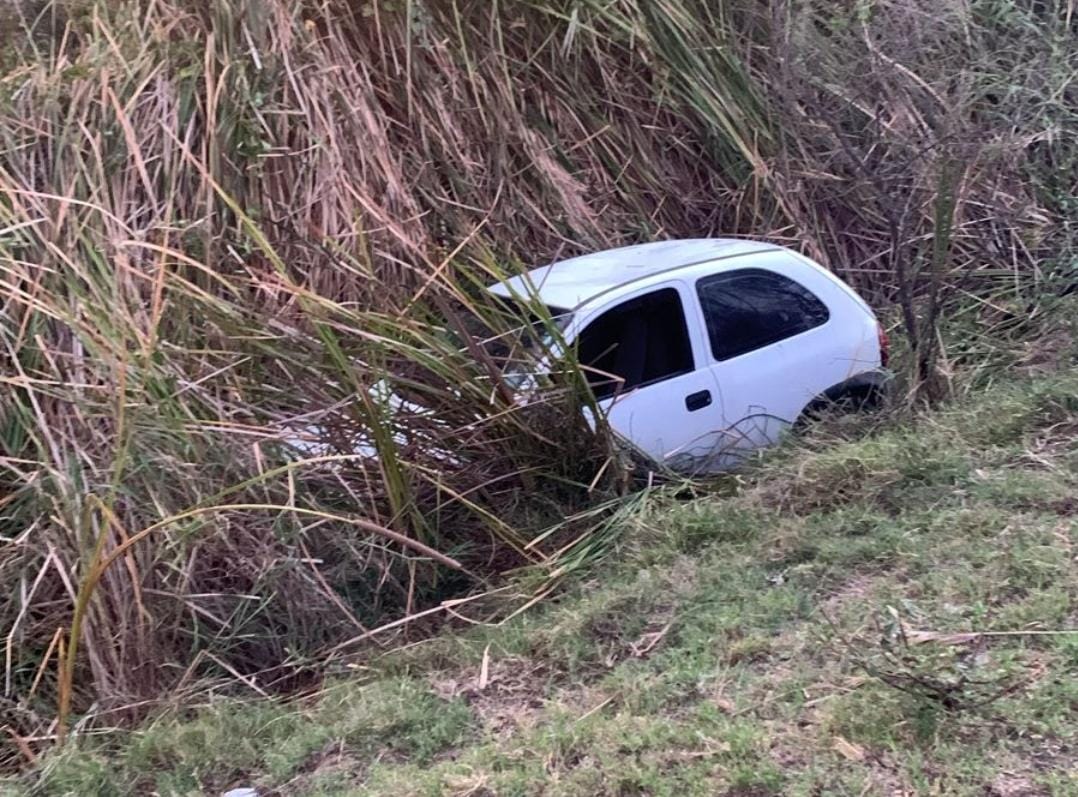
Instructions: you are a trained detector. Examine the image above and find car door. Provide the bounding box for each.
[570,282,725,471]
[688,262,835,466]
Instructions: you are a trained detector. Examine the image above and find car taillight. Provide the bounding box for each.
[877,323,890,368]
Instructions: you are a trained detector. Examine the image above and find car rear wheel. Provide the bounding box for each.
[795,384,886,429]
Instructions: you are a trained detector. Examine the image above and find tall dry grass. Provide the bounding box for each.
[0,0,1075,764]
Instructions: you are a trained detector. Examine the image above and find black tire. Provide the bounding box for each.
[795,385,883,429]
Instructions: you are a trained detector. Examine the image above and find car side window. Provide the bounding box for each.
[577,287,694,400]
[696,269,829,361]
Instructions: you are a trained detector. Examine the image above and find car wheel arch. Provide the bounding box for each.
[795,371,892,427]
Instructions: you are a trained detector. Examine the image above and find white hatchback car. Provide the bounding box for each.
[490,239,889,473]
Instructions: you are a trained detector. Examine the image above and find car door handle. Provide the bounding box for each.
[685,390,712,412]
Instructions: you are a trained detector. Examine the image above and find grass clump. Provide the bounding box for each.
[41,677,474,795]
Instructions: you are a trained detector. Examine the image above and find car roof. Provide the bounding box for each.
[487,238,782,311]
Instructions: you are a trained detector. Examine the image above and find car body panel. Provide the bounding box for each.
[491,239,885,473]
[677,249,881,454]
[286,241,886,475]
[564,279,726,465]
[487,238,778,311]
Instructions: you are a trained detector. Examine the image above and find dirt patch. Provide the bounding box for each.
[431,656,549,739]
[819,572,882,617]
[975,740,1076,797]
[987,773,1049,797]
[767,738,810,771]
[860,751,921,797]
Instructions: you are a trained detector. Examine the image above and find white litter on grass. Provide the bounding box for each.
[221,788,259,797]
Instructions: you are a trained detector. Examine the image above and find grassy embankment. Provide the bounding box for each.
[29,364,1078,795]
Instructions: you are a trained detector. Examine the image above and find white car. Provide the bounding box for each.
[489,238,890,473]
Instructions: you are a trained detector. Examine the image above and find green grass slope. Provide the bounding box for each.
[29,375,1078,796]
